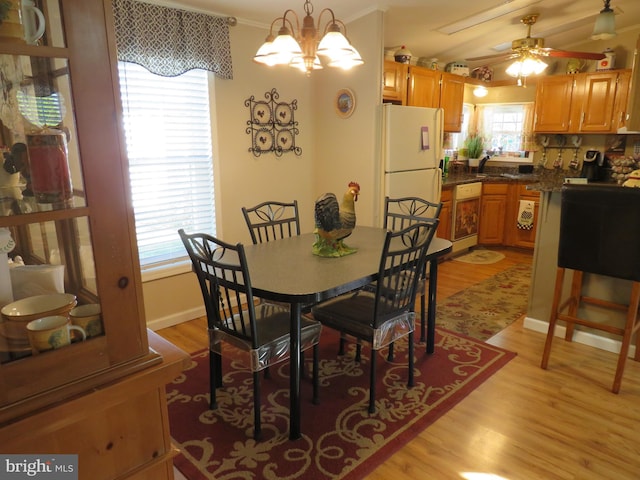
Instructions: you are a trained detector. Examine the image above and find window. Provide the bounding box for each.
[477,104,530,154]
[117,62,216,272]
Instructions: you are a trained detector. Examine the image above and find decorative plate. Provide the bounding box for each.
[335,88,355,119]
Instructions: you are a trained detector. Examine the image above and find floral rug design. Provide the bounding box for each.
[454,249,506,264]
[436,263,531,340]
[167,328,515,480]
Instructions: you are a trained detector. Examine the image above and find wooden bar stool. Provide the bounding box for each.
[541,184,640,393]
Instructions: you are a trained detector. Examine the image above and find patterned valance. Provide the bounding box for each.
[112,0,233,79]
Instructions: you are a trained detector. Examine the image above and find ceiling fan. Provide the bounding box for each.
[466,14,606,64]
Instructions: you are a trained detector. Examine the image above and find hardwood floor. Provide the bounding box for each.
[158,246,640,480]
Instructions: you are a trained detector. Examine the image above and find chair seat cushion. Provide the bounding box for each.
[312,292,414,350]
[212,302,322,371]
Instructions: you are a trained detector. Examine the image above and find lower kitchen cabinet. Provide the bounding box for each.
[478,182,539,249]
[438,187,453,240]
[479,183,508,245]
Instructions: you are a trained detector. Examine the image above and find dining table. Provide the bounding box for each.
[242,225,452,440]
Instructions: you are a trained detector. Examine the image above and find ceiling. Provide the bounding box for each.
[164,0,640,68]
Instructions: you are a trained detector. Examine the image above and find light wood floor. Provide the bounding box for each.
[159,247,640,480]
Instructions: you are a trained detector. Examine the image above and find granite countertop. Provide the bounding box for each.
[443,165,619,192]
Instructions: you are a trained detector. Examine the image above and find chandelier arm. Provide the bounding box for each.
[281,9,301,37]
[317,8,342,35]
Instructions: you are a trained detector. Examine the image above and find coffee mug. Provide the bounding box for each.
[26,315,86,353]
[21,0,45,45]
[69,304,103,338]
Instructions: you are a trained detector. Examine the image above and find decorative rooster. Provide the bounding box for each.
[312,181,360,257]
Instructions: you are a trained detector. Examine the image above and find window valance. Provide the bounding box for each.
[112,0,233,79]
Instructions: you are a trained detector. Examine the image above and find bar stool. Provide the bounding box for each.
[540,184,640,393]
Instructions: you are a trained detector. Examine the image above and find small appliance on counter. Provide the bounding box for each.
[581,150,604,181]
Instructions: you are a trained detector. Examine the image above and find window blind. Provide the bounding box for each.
[117,62,216,268]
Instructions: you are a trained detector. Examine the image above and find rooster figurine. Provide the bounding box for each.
[312,181,360,257]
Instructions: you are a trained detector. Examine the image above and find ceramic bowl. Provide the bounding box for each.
[1,293,77,324]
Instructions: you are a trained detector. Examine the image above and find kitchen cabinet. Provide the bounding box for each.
[438,187,452,240]
[478,182,539,249]
[533,70,631,133]
[383,62,464,132]
[0,1,187,477]
[382,60,407,105]
[478,183,508,245]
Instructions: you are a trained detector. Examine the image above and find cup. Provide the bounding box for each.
[26,315,86,353]
[69,304,103,338]
[20,0,45,45]
[0,0,25,43]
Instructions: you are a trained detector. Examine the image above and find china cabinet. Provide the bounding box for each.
[0,1,187,477]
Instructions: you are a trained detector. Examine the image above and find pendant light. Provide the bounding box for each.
[591,0,617,40]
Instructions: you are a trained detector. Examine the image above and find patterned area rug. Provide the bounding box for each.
[437,263,531,340]
[454,249,506,264]
[167,328,515,480]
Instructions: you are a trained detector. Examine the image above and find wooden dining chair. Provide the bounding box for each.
[241,200,300,244]
[178,229,321,440]
[311,220,439,414]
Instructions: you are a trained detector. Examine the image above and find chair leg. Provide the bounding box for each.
[564,270,583,341]
[209,351,221,409]
[264,367,271,379]
[312,344,320,405]
[612,282,640,393]
[387,342,394,361]
[541,267,566,370]
[339,334,346,355]
[356,341,362,363]
[420,291,426,343]
[369,350,377,414]
[252,371,262,441]
[408,331,415,388]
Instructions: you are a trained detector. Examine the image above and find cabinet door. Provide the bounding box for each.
[408,66,440,108]
[479,184,507,245]
[382,60,407,105]
[437,188,452,240]
[576,72,618,133]
[0,0,151,419]
[533,75,575,132]
[613,70,631,131]
[440,72,464,132]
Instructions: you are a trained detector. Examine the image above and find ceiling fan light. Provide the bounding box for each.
[591,9,616,40]
[506,56,547,78]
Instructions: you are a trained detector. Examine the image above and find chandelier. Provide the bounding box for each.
[253,0,364,76]
[505,53,548,86]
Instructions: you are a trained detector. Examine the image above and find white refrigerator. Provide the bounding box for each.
[380,104,443,219]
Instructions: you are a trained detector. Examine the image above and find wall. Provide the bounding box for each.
[144,11,384,329]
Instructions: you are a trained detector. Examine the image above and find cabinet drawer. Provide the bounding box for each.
[483,183,509,195]
[518,184,540,197]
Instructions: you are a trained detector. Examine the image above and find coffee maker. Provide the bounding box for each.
[581,150,604,181]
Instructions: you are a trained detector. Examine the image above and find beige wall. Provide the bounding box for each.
[144,12,384,330]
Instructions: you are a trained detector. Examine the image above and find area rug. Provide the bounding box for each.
[437,263,531,340]
[167,328,515,480]
[453,249,506,264]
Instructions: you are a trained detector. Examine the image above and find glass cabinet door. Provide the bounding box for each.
[0,0,152,417]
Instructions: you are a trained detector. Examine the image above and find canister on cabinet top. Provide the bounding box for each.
[26,129,73,205]
[596,48,616,71]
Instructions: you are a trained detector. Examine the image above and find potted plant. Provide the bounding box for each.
[465,134,485,166]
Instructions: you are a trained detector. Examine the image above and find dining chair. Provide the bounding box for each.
[311,220,439,414]
[178,229,321,440]
[241,200,300,244]
[384,196,442,353]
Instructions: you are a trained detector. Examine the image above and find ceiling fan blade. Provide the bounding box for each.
[536,48,605,60]
[465,52,512,62]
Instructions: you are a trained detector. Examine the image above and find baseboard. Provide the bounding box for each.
[523,316,637,358]
[147,306,205,331]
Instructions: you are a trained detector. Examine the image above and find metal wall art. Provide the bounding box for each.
[245,88,301,157]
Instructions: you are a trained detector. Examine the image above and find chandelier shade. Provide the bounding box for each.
[253,0,364,75]
[591,0,616,40]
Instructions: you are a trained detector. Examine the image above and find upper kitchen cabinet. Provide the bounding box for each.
[533,70,631,133]
[383,62,464,132]
[382,60,407,105]
[0,0,154,421]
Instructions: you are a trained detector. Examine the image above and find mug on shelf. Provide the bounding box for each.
[0,0,45,45]
[69,303,103,338]
[26,315,86,353]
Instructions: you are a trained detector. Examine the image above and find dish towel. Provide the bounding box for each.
[517,200,535,230]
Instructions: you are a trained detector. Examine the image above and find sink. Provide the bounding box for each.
[500,173,538,180]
